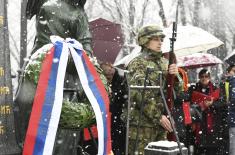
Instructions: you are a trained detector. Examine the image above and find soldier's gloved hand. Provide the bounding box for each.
[168,64,178,75]
[160,115,173,132]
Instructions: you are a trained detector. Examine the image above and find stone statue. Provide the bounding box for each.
[14,0,106,154]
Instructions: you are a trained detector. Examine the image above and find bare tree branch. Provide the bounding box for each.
[179,0,187,25]
[27,34,35,46]
[186,2,194,22]
[170,0,178,17]
[129,0,135,43]
[100,0,116,20]
[113,1,136,37]
[193,0,201,26]
[20,0,27,68]
[113,0,123,22]
[85,0,95,17]
[8,30,20,65]
[224,15,235,33]
[139,0,149,28]
[8,31,19,54]
[10,52,20,66]
[27,20,36,45]
[157,0,167,27]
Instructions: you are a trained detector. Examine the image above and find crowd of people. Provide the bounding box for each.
[99,26,235,155]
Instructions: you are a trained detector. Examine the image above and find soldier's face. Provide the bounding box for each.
[146,37,163,52]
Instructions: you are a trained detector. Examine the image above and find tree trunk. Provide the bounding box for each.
[179,0,186,26]
[129,0,135,44]
[211,0,227,81]
[0,0,21,154]
[157,0,167,27]
[193,0,200,26]
[20,0,27,68]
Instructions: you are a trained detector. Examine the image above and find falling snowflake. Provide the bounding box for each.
[53,58,59,63]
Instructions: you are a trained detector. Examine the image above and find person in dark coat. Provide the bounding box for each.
[222,64,235,155]
[188,68,227,155]
[100,62,127,155]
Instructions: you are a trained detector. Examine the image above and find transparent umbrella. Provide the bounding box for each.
[162,24,224,57]
[177,53,223,69]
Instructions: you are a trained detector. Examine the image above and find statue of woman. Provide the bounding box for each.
[14,1,105,154]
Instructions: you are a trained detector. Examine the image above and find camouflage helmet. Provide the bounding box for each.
[137,25,165,46]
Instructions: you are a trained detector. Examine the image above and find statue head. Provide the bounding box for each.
[64,0,87,7]
[26,0,87,19]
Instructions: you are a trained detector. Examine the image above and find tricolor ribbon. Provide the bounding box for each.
[23,36,112,155]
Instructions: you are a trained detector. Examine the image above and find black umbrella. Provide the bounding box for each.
[224,50,235,65]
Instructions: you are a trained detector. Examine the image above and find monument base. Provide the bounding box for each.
[144,141,188,155]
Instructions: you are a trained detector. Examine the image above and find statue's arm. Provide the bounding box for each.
[75,10,93,56]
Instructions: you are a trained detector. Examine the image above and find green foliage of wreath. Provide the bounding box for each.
[24,51,109,129]
[59,100,96,129]
[25,52,46,85]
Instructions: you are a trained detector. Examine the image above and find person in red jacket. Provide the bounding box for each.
[188,68,226,155]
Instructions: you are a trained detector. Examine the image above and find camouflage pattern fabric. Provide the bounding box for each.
[126,47,169,154]
[137,25,165,46]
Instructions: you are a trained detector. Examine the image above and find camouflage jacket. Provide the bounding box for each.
[126,47,169,128]
[32,1,92,55]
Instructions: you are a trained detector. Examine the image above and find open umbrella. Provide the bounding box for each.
[162,25,224,57]
[224,49,235,65]
[177,53,223,69]
[114,25,223,67]
[89,18,124,63]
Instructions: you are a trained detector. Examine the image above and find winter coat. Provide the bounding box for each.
[188,81,227,149]
[226,76,235,128]
[110,69,128,155]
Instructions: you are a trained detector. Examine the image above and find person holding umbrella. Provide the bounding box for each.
[125,25,182,154]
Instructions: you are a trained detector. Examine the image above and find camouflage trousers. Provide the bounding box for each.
[128,125,166,155]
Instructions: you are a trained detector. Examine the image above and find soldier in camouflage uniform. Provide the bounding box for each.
[126,25,179,154]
